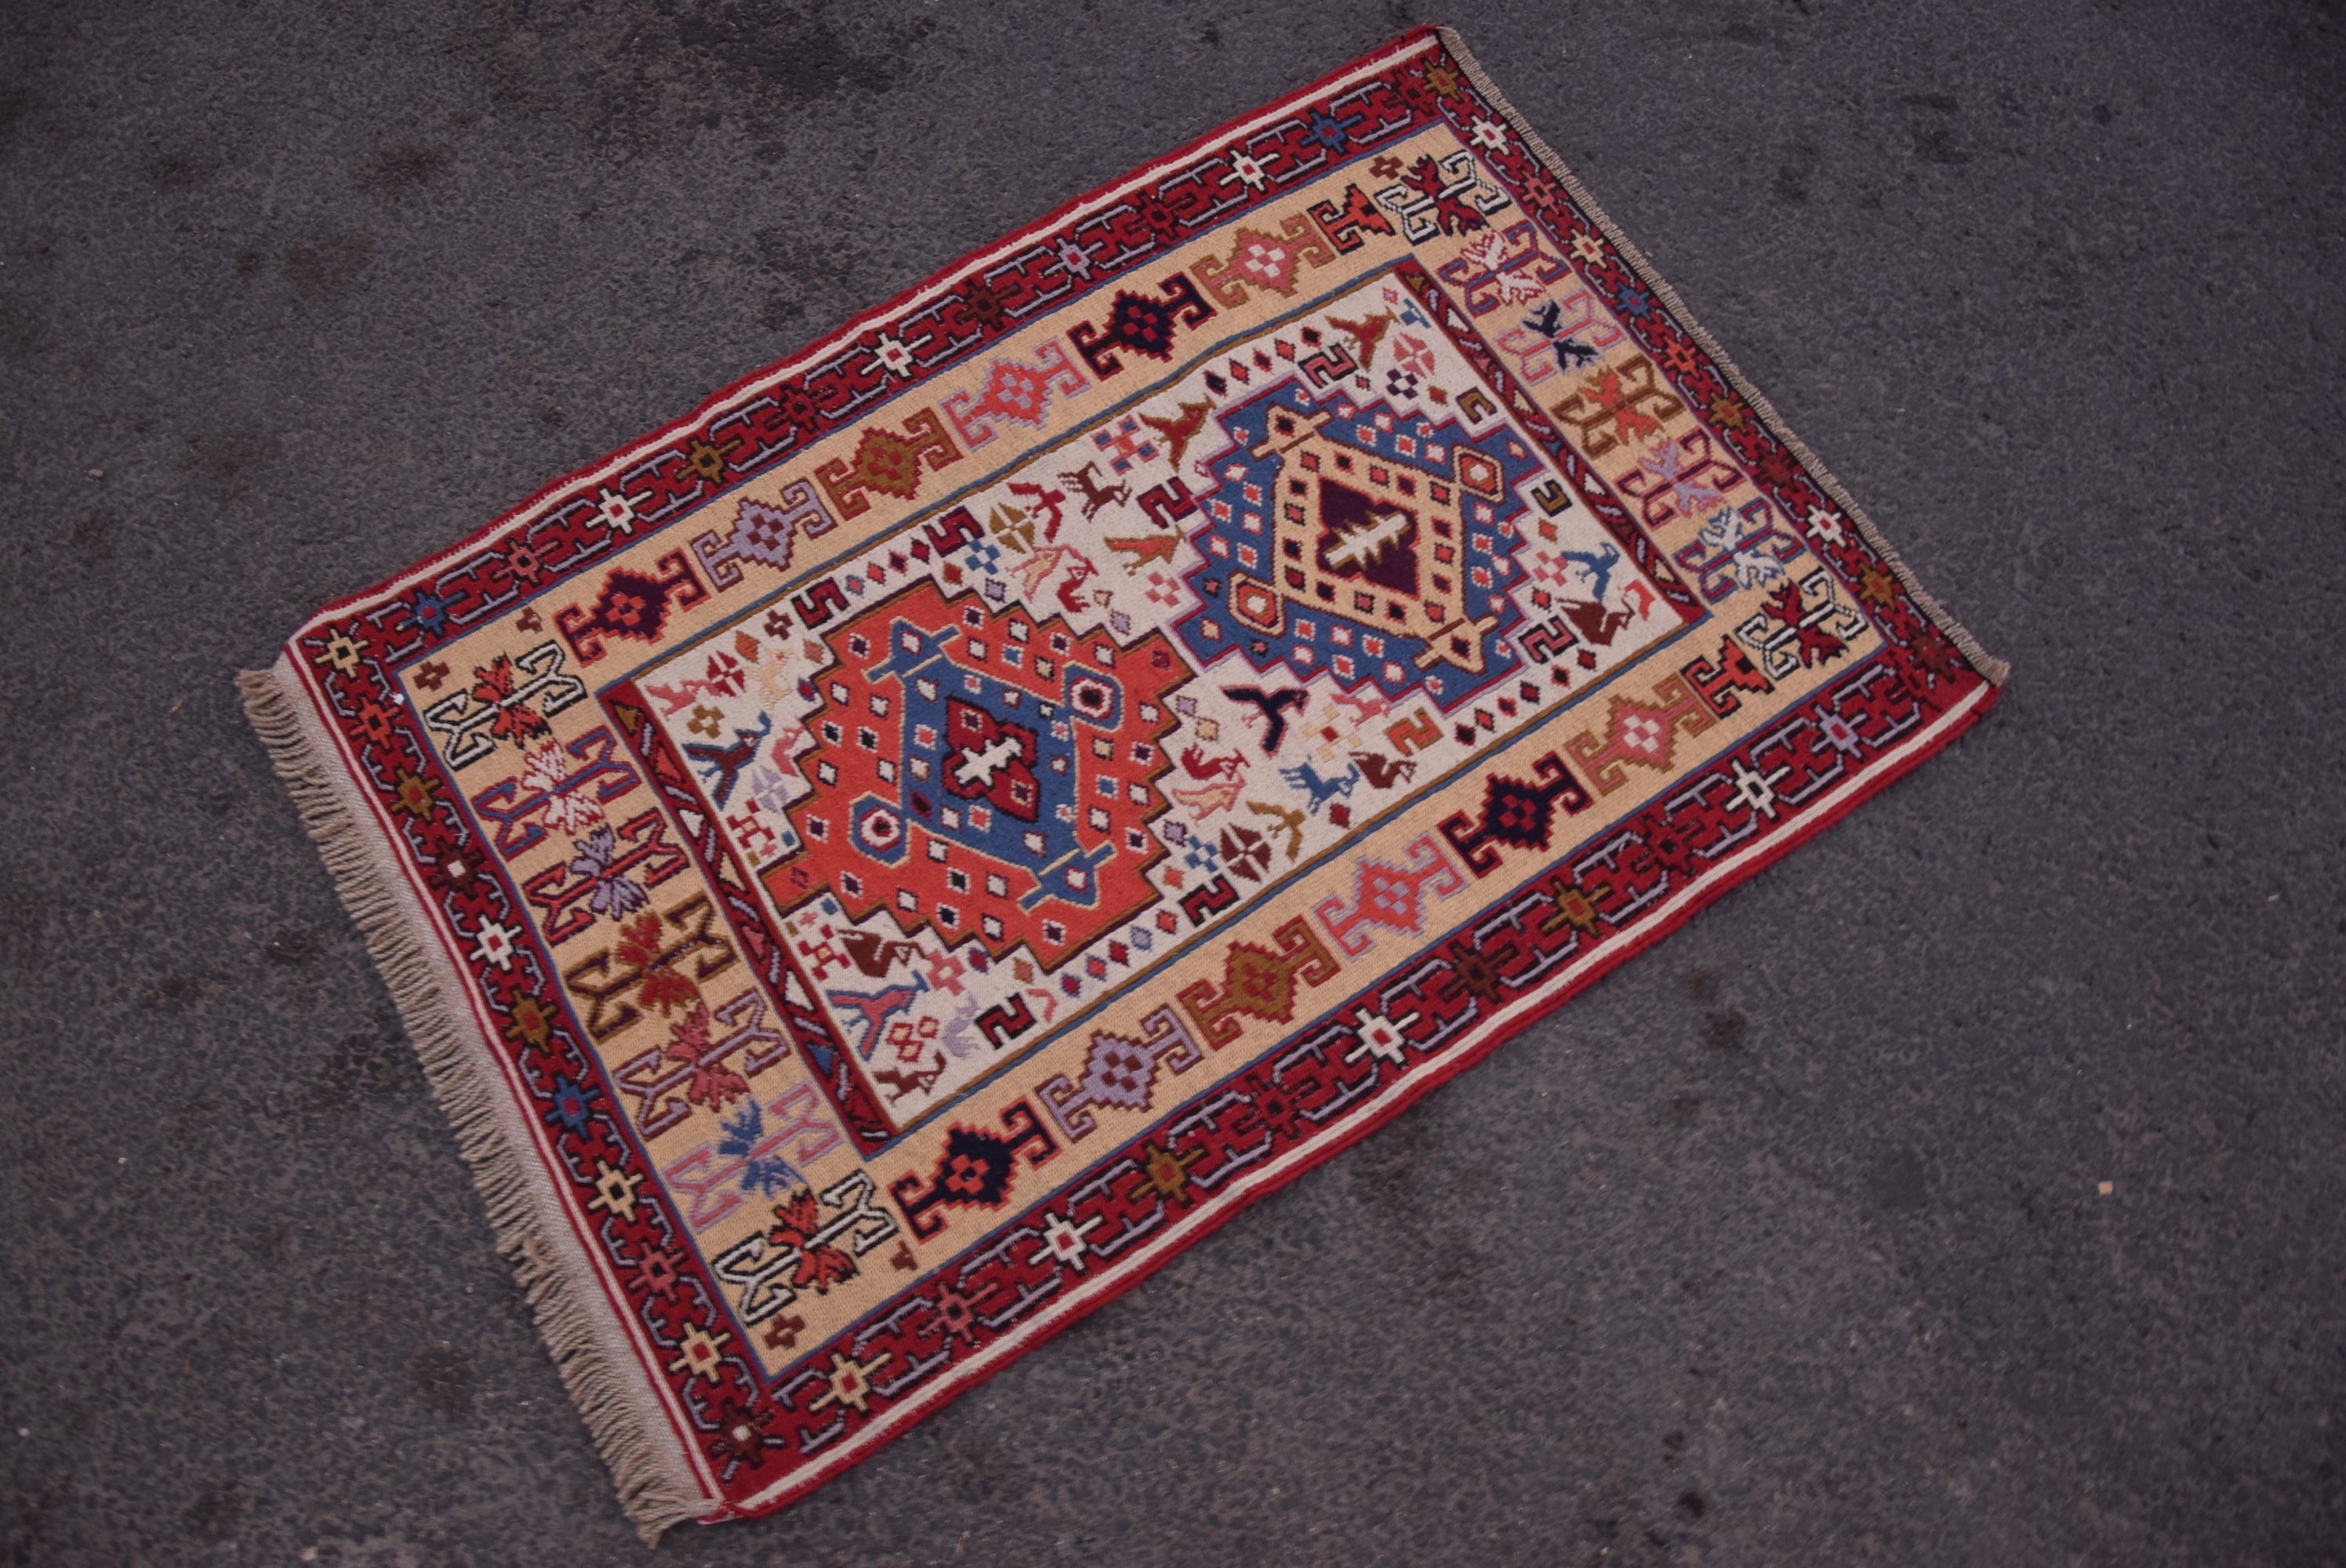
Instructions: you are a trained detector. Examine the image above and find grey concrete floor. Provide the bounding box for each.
[3,1,2342,1563]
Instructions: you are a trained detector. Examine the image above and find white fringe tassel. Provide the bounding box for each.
[239,655,714,1544]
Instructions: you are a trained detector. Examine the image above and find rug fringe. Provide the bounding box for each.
[1433,25,2010,688]
[238,656,714,1545]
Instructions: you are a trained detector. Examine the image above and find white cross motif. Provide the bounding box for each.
[1727,757,1793,819]
[1345,1009,1422,1069]
[1620,712,1668,759]
[952,734,1023,791]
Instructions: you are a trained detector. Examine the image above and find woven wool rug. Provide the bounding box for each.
[242,25,2005,1539]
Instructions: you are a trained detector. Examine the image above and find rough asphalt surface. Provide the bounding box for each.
[3,2,2342,1563]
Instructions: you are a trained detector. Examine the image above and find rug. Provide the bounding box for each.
[240,24,2005,1539]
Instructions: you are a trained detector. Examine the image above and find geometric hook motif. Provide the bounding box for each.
[1437,751,1592,876]
[1313,833,1468,956]
[1190,212,1338,307]
[690,479,833,590]
[940,342,1091,449]
[1035,1005,1206,1142]
[1563,673,1718,794]
[555,550,710,665]
[814,406,964,521]
[1175,916,1342,1050]
[1066,270,1218,379]
[887,1098,1058,1240]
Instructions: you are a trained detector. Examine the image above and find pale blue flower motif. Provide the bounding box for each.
[568,824,649,920]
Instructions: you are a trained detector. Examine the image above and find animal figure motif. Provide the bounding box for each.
[1327,688,1390,725]
[682,712,773,808]
[841,931,924,978]
[934,1004,987,1062]
[1328,310,1396,368]
[1057,460,1131,521]
[1350,751,1416,789]
[646,676,716,716]
[1169,779,1245,818]
[1106,535,1179,569]
[1278,760,1358,815]
[1180,745,1246,781]
[1561,599,1633,647]
[1222,685,1309,755]
[1522,299,1600,368]
[868,1058,945,1103]
[1140,399,1214,470]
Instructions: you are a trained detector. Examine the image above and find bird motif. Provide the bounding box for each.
[1104,533,1180,569]
[681,712,773,808]
[716,1099,804,1198]
[1012,543,1080,604]
[1050,550,1099,614]
[1522,299,1600,368]
[1326,688,1391,725]
[1168,778,1245,818]
[1222,684,1309,755]
[1327,310,1396,368]
[1245,799,1308,862]
[841,931,924,978]
[1560,542,1621,603]
[1006,480,1067,541]
[1139,398,1214,470]
[822,978,925,1061]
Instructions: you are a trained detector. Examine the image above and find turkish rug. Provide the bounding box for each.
[242,24,2005,1539]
